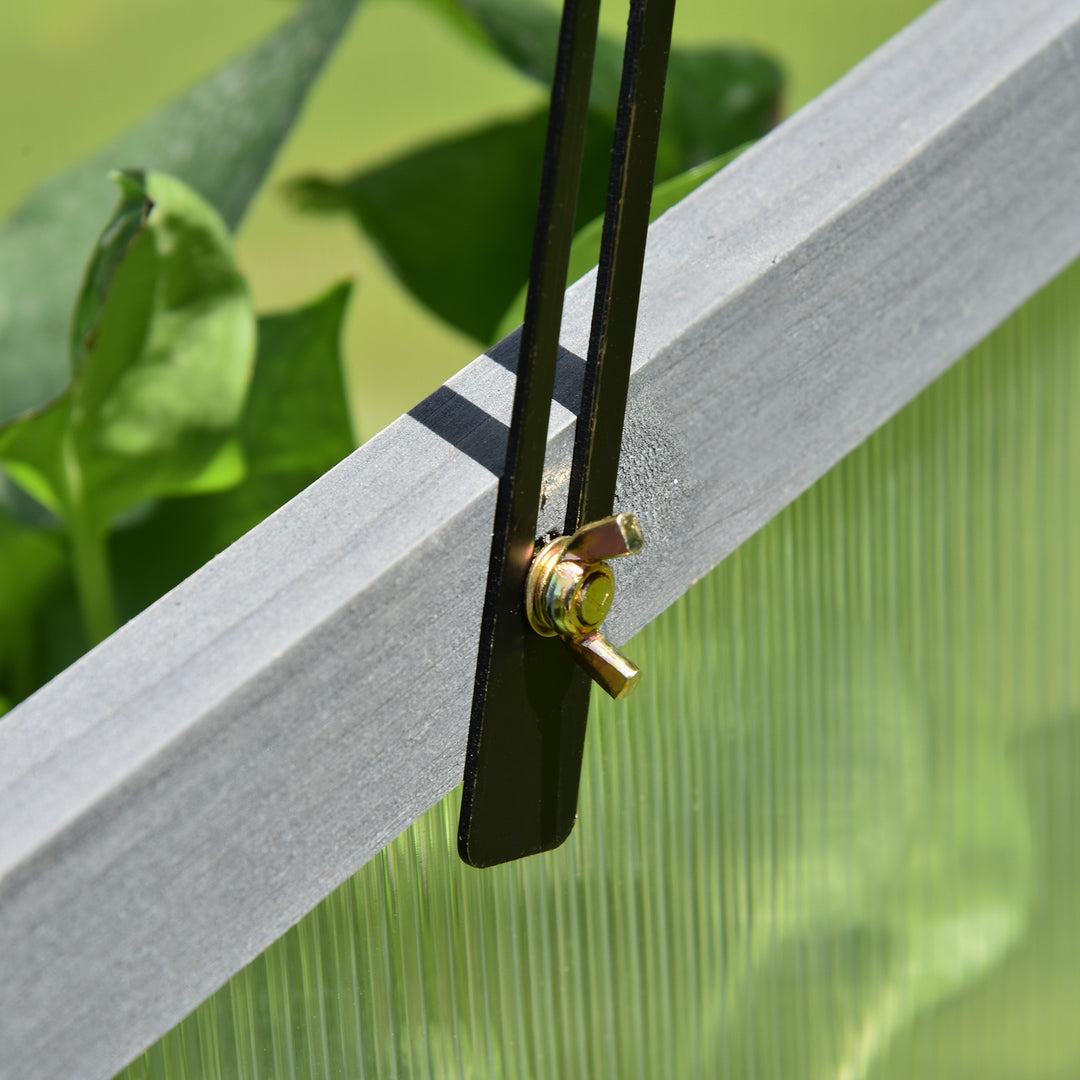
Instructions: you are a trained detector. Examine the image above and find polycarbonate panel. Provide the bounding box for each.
[118,261,1080,1079]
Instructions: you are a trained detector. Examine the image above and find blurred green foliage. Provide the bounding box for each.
[289,0,780,340]
[1,171,256,641]
[0,0,778,710]
[0,0,361,428]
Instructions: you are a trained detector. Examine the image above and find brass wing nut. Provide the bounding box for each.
[525,512,644,700]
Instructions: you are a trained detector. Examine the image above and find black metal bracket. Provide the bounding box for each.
[459,0,677,868]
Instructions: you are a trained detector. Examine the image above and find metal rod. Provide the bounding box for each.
[565,0,678,532]
[458,0,602,867]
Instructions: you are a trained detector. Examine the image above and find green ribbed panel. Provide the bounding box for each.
[120,263,1080,1079]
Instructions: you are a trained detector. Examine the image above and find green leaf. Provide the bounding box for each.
[0,171,256,533]
[289,4,780,342]
[417,0,782,168]
[0,0,361,427]
[239,281,356,479]
[111,282,356,620]
[494,145,749,339]
[0,504,65,640]
[288,108,616,342]
[409,0,494,53]
[0,502,66,708]
[418,0,626,109]
[661,48,782,171]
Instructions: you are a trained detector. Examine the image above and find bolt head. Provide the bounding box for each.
[577,571,615,628]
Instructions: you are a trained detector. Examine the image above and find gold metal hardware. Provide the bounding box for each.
[525,512,643,700]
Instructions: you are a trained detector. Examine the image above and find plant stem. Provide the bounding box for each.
[70,507,117,646]
[62,433,117,646]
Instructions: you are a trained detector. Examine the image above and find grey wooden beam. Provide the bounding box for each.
[3,0,1080,1076]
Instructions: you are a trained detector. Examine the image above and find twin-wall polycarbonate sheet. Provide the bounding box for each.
[119,258,1080,1079]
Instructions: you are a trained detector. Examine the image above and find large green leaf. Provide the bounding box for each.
[290,108,614,342]
[0,0,361,427]
[111,282,355,621]
[0,171,256,534]
[239,281,356,479]
[661,48,781,170]
[288,3,780,342]
[419,0,783,150]
[0,503,65,709]
[494,145,748,339]
[418,0,626,109]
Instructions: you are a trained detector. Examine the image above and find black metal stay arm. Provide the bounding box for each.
[566,0,677,532]
[458,0,602,868]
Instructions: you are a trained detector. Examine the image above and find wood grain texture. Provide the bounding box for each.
[3,0,1080,1076]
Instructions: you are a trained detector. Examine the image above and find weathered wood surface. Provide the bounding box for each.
[2,0,1080,1075]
